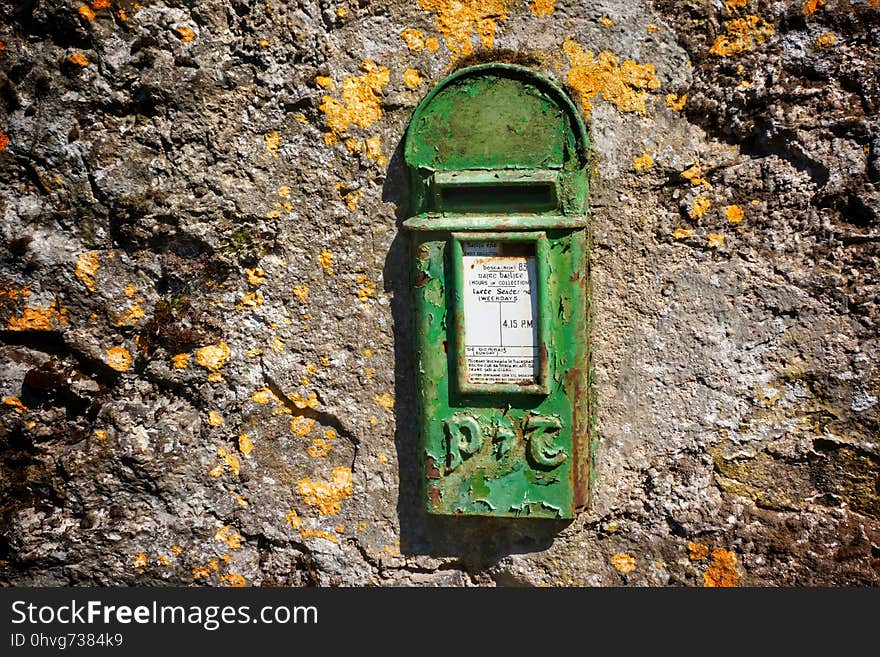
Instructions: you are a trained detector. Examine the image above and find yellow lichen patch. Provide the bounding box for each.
[403,68,424,89]
[285,509,303,529]
[357,521,368,532]
[315,75,335,89]
[105,346,132,372]
[95,430,107,442]
[418,0,510,57]
[207,411,224,427]
[192,566,211,580]
[647,23,660,33]
[264,132,281,157]
[69,53,89,67]
[78,5,95,21]
[318,249,334,274]
[176,26,196,42]
[689,196,711,219]
[290,392,319,410]
[235,494,248,508]
[375,392,395,410]
[632,152,654,172]
[688,541,710,561]
[238,433,254,456]
[344,138,363,154]
[802,0,825,14]
[704,548,740,587]
[236,291,264,311]
[115,300,145,326]
[364,367,375,380]
[170,545,184,557]
[296,467,354,515]
[215,525,245,549]
[672,228,694,239]
[223,573,246,587]
[133,552,148,572]
[75,252,99,293]
[252,387,278,405]
[529,0,555,17]
[270,335,285,353]
[337,7,348,19]
[172,353,189,369]
[815,32,837,49]
[291,416,316,437]
[216,447,241,476]
[426,36,440,51]
[363,347,373,358]
[6,300,68,331]
[708,15,775,57]
[725,204,745,223]
[356,274,376,303]
[196,342,231,371]
[123,284,138,298]
[665,93,687,110]
[706,233,725,248]
[208,559,220,572]
[681,162,710,187]
[307,438,333,458]
[364,135,387,166]
[563,38,661,117]
[319,355,331,367]
[343,190,361,211]
[300,528,338,543]
[157,555,171,567]
[401,28,426,51]
[600,16,615,27]
[4,397,28,413]
[319,60,390,141]
[245,267,266,286]
[292,285,309,303]
[383,543,401,557]
[377,452,389,463]
[277,186,291,199]
[610,553,636,574]
[725,0,747,10]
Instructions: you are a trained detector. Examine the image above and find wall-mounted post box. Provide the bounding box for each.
[403,64,594,519]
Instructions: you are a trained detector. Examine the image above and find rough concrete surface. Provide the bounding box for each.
[0,0,877,586]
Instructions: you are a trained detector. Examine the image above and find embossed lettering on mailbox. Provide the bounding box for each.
[404,64,594,519]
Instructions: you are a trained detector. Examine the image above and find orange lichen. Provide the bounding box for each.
[725,204,744,223]
[238,433,254,456]
[75,252,99,293]
[337,7,348,19]
[318,249,334,274]
[704,548,740,587]
[633,152,654,172]
[115,300,145,326]
[610,553,636,574]
[356,274,376,303]
[689,196,711,219]
[418,0,509,57]
[292,285,309,303]
[215,525,244,549]
[529,0,555,17]
[78,5,95,21]
[6,300,68,331]
[600,16,615,27]
[157,555,171,567]
[105,346,132,372]
[563,38,660,116]
[235,291,264,310]
[706,233,725,248]
[681,162,710,187]
[802,0,825,14]
[315,75,335,89]
[264,132,281,157]
[403,68,424,88]
[170,545,184,557]
[216,447,241,476]
[290,416,316,437]
[177,26,196,42]
[725,0,747,10]
[364,135,387,166]
[0,131,8,151]
[123,284,137,298]
[377,452,388,463]
[196,342,231,371]
[343,190,361,211]
[285,509,303,529]
[252,387,277,405]
[672,228,694,239]
[344,138,363,154]
[172,353,189,369]
[223,573,246,587]
[383,543,401,556]
[375,392,395,409]
[69,53,90,67]
[207,411,224,427]
[95,430,107,442]
[270,335,285,353]
[709,15,775,57]
[319,61,389,142]
[192,566,211,580]
[401,28,426,51]
[290,392,319,410]
[665,93,687,110]
[299,528,338,543]
[296,467,354,515]
[91,0,110,8]
[319,355,331,367]
[245,267,266,286]
[426,36,440,51]
[364,367,375,380]
[647,23,660,33]
[688,541,710,561]
[3,397,28,414]
[815,32,837,48]
[307,438,333,458]
[133,552,148,571]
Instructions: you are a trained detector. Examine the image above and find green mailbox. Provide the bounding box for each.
[403,64,594,519]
